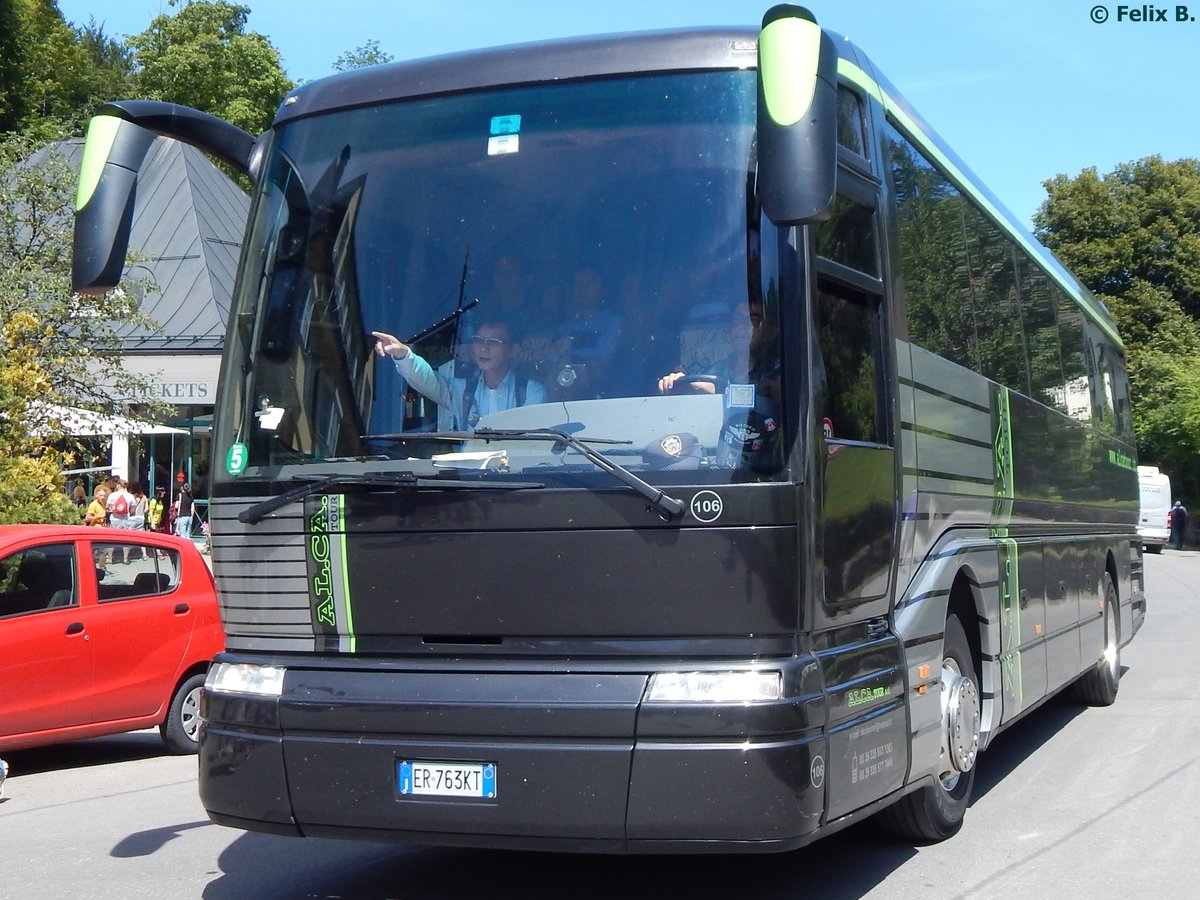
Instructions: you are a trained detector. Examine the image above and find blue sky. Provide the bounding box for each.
[56,0,1200,228]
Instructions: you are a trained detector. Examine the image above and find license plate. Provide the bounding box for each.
[398,760,497,798]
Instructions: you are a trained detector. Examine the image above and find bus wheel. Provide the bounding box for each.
[1071,573,1120,706]
[878,614,980,843]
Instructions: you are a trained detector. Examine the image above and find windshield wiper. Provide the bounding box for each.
[362,430,628,446]
[237,470,543,525]
[361,428,685,520]
[470,427,685,521]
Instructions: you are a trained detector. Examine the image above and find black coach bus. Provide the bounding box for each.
[73,5,1144,852]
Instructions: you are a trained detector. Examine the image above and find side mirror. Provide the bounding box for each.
[756,5,839,224]
[72,115,155,293]
[72,101,258,293]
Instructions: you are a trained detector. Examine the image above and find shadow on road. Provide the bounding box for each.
[200,816,918,900]
[970,693,1090,803]
[5,730,169,776]
[195,690,1119,900]
[113,820,213,858]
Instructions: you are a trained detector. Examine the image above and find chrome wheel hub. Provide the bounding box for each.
[181,686,202,741]
[940,659,980,786]
[1102,603,1119,681]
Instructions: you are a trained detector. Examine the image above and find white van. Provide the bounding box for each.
[1138,465,1172,553]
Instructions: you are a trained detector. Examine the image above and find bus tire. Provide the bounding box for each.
[160,673,206,754]
[1071,573,1120,706]
[878,614,980,843]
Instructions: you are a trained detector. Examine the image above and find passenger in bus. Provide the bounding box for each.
[509,268,625,399]
[656,300,780,401]
[372,320,548,430]
[551,268,624,370]
[460,255,533,339]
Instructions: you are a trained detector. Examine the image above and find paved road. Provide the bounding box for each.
[2,551,1197,899]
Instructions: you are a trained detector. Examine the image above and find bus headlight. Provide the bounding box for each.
[206,662,287,697]
[644,670,783,703]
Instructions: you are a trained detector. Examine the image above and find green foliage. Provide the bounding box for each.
[0,132,165,522]
[1037,157,1200,497]
[0,314,79,525]
[333,40,395,72]
[0,0,24,131]
[126,0,294,134]
[1038,158,1200,318]
[75,17,137,108]
[1,0,135,135]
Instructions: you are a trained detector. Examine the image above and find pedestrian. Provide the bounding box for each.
[83,484,109,527]
[107,480,136,530]
[175,483,195,540]
[148,485,169,533]
[127,481,149,530]
[0,755,7,799]
[1171,500,1189,550]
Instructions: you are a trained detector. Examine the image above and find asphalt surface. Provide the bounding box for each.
[1,549,1197,899]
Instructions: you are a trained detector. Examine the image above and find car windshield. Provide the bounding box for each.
[216,70,789,485]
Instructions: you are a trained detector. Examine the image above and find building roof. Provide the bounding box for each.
[50,137,249,353]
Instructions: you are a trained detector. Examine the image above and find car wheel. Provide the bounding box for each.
[878,614,980,843]
[160,672,206,754]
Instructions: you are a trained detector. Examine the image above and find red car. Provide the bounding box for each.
[0,525,224,754]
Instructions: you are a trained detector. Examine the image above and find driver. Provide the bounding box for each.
[657,301,780,400]
[372,319,547,430]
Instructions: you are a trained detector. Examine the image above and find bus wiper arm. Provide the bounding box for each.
[238,471,543,524]
[472,427,686,521]
[362,430,628,445]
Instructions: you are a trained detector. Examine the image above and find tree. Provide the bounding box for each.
[1035,156,1200,497]
[126,0,294,135]
[0,0,25,132]
[0,131,164,522]
[1,2,137,136]
[0,313,78,524]
[333,40,394,72]
[1038,158,1200,318]
[74,17,138,112]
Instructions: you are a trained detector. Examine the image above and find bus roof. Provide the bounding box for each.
[275,26,761,125]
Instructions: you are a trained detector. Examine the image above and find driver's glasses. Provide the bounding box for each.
[470,335,506,347]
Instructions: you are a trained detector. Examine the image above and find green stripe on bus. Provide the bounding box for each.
[993,386,1015,519]
[337,494,356,653]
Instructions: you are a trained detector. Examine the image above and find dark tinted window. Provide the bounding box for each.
[0,544,77,617]
[818,280,883,444]
[816,194,878,276]
[93,544,182,602]
[883,119,1127,434]
[836,87,867,157]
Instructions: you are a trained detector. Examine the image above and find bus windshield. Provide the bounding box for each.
[216,70,789,485]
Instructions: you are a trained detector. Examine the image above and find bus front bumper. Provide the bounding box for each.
[199,659,829,852]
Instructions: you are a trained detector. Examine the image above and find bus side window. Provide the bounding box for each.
[836,86,868,160]
[816,280,885,445]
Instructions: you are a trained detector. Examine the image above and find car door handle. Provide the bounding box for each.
[174,603,190,615]
[65,622,84,635]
